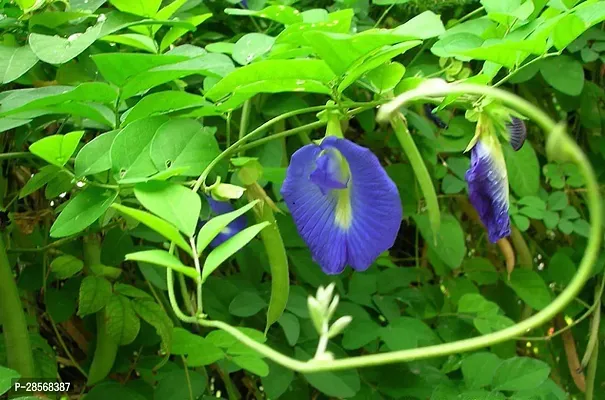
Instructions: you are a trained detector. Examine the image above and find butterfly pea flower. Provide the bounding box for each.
[281,136,402,275]
[198,197,247,247]
[465,117,511,243]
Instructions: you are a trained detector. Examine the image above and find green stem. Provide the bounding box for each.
[391,113,441,241]
[166,84,602,374]
[493,52,560,88]
[237,100,252,156]
[581,282,602,368]
[0,235,35,377]
[585,338,599,400]
[189,237,203,315]
[167,268,196,323]
[0,152,34,160]
[178,273,194,316]
[191,103,359,193]
[236,121,327,153]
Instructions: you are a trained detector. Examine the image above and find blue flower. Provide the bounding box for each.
[201,198,247,247]
[281,136,402,275]
[465,133,511,243]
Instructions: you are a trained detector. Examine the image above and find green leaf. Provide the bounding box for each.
[393,10,446,39]
[365,62,405,94]
[109,0,160,17]
[29,130,84,167]
[229,291,267,317]
[517,196,545,210]
[0,366,20,396]
[573,218,591,237]
[547,251,576,287]
[261,361,294,399]
[78,276,112,317]
[205,59,335,103]
[149,119,221,177]
[131,298,173,352]
[519,206,544,219]
[0,83,118,116]
[558,218,574,234]
[29,11,94,29]
[304,30,415,75]
[414,213,466,269]
[92,53,188,87]
[512,214,530,231]
[573,1,605,27]
[171,327,224,366]
[296,347,360,397]
[202,221,271,283]
[232,355,269,377]
[277,313,300,346]
[338,41,420,92]
[473,314,515,334]
[461,352,502,389]
[29,22,104,65]
[50,255,84,279]
[92,53,234,100]
[232,33,275,66]
[381,316,441,350]
[276,9,354,45]
[113,283,151,299]
[50,187,118,238]
[543,210,559,229]
[224,6,303,25]
[442,174,467,194]
[507,269,552,310]
[123,92,207,125]
[553,14,587,50]
[111,117,168,182]
[160,14,212,53]
[74,130,119,177]
[504,141,540,197]
[46,283,78,323]
[154,369,206,400]
[100,34,158,53]
[0,45,38,84]
[134,181,200,237]
[342,319,381,350]
[463,257,498,285]
[492,357,550,391]
[105,295,140,345]
[125,250,199,281]
[111,203,192,256]
[540,55,584,96]
[20,166,60,198]
[547,191,568,211]
[196,200,259,252]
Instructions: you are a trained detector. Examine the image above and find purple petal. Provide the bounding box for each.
[205,197,247,247]
[465,140,511,243]
[309,148,349,194]
[281,136,403,274]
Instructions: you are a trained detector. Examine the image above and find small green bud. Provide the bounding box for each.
[211,183,246,200]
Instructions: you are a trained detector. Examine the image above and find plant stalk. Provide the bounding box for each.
[0,235,35,377]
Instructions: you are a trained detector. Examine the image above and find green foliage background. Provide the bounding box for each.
[0,0,605,399]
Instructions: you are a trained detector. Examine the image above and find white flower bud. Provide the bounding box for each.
[327,316,352,338]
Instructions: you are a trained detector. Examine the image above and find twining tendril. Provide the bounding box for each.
[173,82,602,375]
